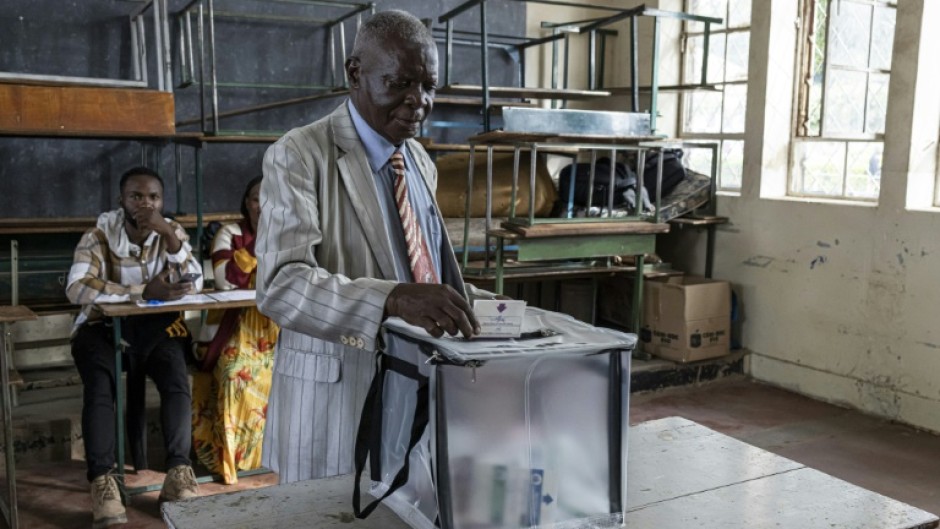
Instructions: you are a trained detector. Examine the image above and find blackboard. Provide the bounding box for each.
[0,0,526,218]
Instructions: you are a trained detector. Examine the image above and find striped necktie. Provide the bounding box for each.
[390,150,439,284]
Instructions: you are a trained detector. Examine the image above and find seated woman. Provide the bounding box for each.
[192,176,279,484]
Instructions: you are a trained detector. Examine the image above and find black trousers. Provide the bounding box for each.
[71,315,192,482]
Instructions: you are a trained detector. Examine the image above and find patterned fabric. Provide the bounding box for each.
[65,208,203,336]
[390,150,439,284]
[191,220,279,484]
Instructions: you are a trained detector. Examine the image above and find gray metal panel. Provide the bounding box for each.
[502,107,651,137]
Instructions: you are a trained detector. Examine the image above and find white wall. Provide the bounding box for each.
[527,0,940,433]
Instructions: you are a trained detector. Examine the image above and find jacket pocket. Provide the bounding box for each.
[274,344,341,383]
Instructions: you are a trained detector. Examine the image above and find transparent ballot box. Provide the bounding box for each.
[355,308,635,529]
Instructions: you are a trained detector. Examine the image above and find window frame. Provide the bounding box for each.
[789,0,897,201]
[678,0,751,193]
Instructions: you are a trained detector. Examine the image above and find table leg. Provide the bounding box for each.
[0,322,18,528]
[112,318,126,484]
[495,237,505,295]
[705,224,716,279]
[632,254,649,359]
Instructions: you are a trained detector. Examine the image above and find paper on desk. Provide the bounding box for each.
[135,294,212,307]
[206,289,256,302]
[473,299,526,338]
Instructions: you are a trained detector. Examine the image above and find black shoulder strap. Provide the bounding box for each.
[353,352,430,519]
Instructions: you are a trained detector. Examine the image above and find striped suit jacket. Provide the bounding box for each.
[256,102,474,482]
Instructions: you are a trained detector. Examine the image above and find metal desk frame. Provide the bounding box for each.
[0,305,38,529]
[97,297,255,495]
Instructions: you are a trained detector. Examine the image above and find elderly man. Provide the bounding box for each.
[256,10,494,483]
[67,166,202,528]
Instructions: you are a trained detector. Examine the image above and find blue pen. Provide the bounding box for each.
[147,300,164,306]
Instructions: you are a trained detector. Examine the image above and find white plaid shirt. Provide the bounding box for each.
[66,209,203,336]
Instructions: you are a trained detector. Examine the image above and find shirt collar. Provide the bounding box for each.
[347,99,402,173]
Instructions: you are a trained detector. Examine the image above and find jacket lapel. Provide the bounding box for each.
[331,105,397,280]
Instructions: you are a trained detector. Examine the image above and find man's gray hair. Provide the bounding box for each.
[351,10,434,57]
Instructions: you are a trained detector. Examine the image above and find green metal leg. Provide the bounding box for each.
[632,254,647,358]
[705,224,716,279]
[113,318,125,484]
[0,322,18,529]
[495,237,505,295]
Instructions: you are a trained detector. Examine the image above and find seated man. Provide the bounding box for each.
[66,166,203,528]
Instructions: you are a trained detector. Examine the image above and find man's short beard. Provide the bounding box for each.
[124,208,138,229]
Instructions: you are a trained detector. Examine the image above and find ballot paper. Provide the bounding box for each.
[473,299,526,338]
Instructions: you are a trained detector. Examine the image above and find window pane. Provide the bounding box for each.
[685,34,726,85]
[687,0,728,32]
[792,141,846,196]
[828,1,872,68]
[845,142,882,199]
[866,73,889,134]
[720,140,744,190]
[869,6,895,70]
[722,84,747,133]
[725,31,750,82]
[727,0,751,28]
[804,0,828,136]
[686,144,716,178]
[685,90,724,132]
[824,69,867,136]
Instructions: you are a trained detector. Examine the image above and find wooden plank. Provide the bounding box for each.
[501,221,670,238]
[0,212,242,234]
[0,306,38,324]
[669,215,729,227]
[0,84,174,137]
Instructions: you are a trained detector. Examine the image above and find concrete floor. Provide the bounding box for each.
[5,375,939,528]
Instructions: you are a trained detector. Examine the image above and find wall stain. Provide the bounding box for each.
[918,342,940,349]
[742,255,774,268]
[897,253,905,266]
[816,241,831,248]
[810,255,827,269]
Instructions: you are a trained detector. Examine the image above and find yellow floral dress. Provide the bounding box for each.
[192,220,279,484]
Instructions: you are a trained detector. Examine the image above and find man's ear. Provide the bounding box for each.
[345,57,361,88]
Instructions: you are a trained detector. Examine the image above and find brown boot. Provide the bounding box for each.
[159,465,199,502]
[90,473,127,528]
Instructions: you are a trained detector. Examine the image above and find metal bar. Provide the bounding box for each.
[445,20,453,87]
[701,22,711,86]
[480,0,491,131]
[195,145,205,261]
[208,0,220,133]
[198,2,207,132]
[131,16,142,83]
[433,27,540,41]
[708,143,718,215]
[654,149,663,223]
[551,28,560,97]
[152,0,165,91]
[607,350,623,514]
[820,0,833,136]
[588,30,597,91]
[137,15,149,87]
[485,146,494,267]
[175,144,184,215]
[599,32,607,89]
[10,241,18,306]
[495,237,505,294]
[631,254,644,336]
[586,149,598,210]
[339,22,348,88]
[650,16,661,133]
[0,321,18,529]
[461,144,475,271]
[160,0,173,92]
[114,318,126,484]
[563,33,571,94]
[179,13,195,87]
[637,149,647,219]
[516,234,655,262]
[528,145,538,225]
[607,148,616,214]
[329,26,337,87]
[509,147,520,219]
[630,15,638,112]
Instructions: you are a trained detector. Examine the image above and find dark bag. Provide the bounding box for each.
[642,149,686,198]
[558,157,638,207]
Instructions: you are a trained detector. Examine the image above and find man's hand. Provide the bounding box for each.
[386,284,480,339]
[135,206,182,252]
[142,269,193,301]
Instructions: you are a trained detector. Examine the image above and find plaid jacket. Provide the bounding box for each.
[66,209,203,336]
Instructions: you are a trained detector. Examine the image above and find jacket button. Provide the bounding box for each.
[340,336,349,345]
[356,337,364,349]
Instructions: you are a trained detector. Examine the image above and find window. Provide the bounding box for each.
[679,0,751,192]
[791,0,896,200]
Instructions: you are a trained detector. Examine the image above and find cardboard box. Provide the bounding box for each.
[642,276,731,363]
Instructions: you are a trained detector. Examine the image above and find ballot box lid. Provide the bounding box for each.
[383,307,636,364]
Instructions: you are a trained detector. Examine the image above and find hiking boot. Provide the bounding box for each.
[159,465,199,502]
[90,473,127,528]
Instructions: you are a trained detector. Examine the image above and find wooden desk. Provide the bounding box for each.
[96,295,256,494]
[0,305,37,529]
[161,417,938,529]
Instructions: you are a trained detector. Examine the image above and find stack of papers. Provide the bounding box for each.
[135,289,256,307]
